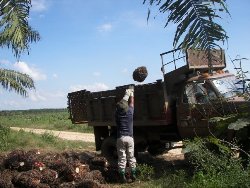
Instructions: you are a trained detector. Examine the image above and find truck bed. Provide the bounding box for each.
[68,79,173,127]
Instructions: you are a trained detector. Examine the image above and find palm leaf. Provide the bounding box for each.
[144,0,229,51]
[0,68,35,97]
[0,0,40,57]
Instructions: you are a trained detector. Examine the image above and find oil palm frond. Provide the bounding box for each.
[144,0,229,51]
[0,68,35,97]
[0,0,40,58]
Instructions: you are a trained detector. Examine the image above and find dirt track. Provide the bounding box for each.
[10,127,95,142]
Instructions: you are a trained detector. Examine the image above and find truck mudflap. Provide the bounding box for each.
[67,90,90,124]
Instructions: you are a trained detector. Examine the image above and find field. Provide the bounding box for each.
[0,109,249,187]
[0,108,93,133]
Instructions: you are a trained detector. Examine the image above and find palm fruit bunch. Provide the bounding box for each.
[91,156,108,168]
[12,169,41,187]
[0,169,18,187]
[34,161,46,171]
[69,161,90,182]
[0,154,6,170]
[4,150,28,171]
[84,170,106,184]
[40,168,58,185]
[62,151,80,163]
[76,179,107,188]
[59,182,75,188]
[132,66,148,82]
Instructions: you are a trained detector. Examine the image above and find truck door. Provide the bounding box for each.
[177,81,218,138]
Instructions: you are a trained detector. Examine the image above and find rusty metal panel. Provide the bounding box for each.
[187,49,226,69]
[67,90,89,124]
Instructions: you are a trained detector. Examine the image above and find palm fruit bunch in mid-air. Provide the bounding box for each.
[132,66,148,82]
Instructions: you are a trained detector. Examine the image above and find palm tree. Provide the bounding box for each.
[143,0,229,51]
[0,0,40,96]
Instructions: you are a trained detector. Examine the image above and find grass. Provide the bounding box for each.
[0,125,94,152]
[0,108,93,133]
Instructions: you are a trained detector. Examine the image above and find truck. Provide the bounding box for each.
[67,49,250,159]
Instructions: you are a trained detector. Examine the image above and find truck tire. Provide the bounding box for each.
[101,137,118,161]
[147,141,165,156]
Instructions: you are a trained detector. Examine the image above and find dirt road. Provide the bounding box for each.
[10,127,184,157]
[10,127,95,142]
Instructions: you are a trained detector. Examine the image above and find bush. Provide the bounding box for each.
[184,138,250,188]
[0,125,10,150]
[137,163,154,181]
[41,132,57,143]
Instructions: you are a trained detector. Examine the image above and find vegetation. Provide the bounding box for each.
[0,0,40,96]
[0,108,249,187]
[140,138,250,188]
[0,108,93,133]
[0,0,40,57]
[0,125,94,152]
[143,0,229,51]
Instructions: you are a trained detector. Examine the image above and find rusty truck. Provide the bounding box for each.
[67,49,249,158]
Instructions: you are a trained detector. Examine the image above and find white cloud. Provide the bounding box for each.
[0,89,67,110]
[14,61,47,81]
[47,91,65,98]
[97,23,113,32]
[69,83,109,92]
[0,59,11,66]
[29,91,47,102]
[28,90,65,102]
[31,0,47,12]
[93,72,101,76]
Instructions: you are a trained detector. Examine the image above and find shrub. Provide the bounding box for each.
[0,125,10,150]
[137,163,154,181]
[184,137,250,188]
[41,132,57,143]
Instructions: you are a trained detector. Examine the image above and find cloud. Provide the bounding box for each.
[28,90,66,102]
[14,61,47,81]
[69,83,109,92]
[0,59,11,66]
[29,91,47,102]
[97,23,113,32]
[31,0,47,12]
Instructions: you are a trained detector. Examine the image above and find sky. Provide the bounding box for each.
[0,0,250,110]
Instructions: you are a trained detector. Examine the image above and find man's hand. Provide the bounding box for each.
[123,88,134,101]
[130,88,134,97]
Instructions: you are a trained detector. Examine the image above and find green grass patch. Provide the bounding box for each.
[0,108,93,133]
[0,125,94,152]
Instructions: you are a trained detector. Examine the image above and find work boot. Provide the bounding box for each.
[131,168,136,182]
[119,169,127,183]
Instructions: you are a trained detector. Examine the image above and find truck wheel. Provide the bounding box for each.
[147,141,165,156]
[101,137,118,161]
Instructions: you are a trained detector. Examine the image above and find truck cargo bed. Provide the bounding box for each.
[68,79,173,127]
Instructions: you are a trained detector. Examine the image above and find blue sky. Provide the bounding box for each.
[0,0,250,110]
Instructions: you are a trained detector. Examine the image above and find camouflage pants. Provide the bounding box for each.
[117,136,136,170]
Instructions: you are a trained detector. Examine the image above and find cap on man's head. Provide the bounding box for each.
[116,99,129,114]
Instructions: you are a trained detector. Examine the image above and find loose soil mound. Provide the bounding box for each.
[0,149,116,188]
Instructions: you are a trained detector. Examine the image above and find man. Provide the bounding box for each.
[115,87,136,183]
